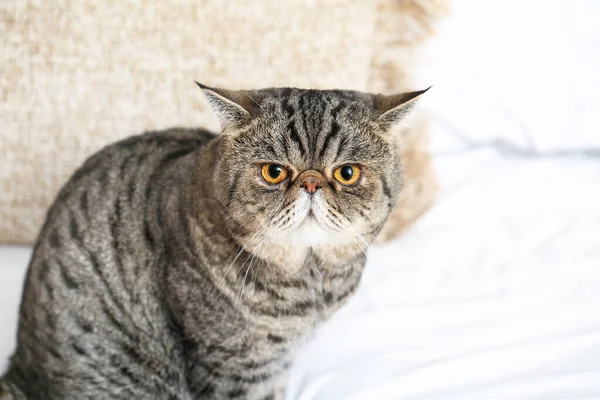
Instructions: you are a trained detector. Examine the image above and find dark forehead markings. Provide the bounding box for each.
[334,132,350,162]
[318,101,344,160]
[285,90,348,162]
[287,120,307,157]
[281,90,308,157]
[273,89,369,166]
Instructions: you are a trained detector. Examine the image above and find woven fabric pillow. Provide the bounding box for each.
[0,0,445,244]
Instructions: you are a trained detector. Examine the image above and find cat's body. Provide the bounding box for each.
[1,86,426,399]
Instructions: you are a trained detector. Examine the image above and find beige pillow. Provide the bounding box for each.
[0,0,446,244]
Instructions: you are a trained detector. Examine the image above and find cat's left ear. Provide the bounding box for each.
[196,82,256,133]
[374,86,431,133]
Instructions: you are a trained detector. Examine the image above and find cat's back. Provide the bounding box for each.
[5,128,215,399]
[35,127,215,264]
[61,127,214,205]
[45,127,214,236]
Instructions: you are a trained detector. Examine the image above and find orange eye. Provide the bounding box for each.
[333,164,361,185]
[261,164,289,184]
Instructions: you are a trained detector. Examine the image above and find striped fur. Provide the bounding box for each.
[1,86,425,399]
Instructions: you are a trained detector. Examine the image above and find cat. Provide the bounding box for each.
[0,83,427,400]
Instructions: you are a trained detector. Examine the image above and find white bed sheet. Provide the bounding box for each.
[2,1,600,398]
[286,155,600,400]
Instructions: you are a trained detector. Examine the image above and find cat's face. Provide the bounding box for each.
[200,85,426,252]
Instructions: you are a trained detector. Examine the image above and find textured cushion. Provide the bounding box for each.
[0,0,446,244]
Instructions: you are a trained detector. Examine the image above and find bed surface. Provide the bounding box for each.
[2,0,600,398]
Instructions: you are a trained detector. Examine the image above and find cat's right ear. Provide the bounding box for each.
[374,87,431,134]
[195,82,254,133]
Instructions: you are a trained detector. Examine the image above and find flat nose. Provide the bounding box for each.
[302,179,321,194]
[299,171,324,194]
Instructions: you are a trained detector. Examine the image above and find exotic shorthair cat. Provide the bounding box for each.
[0,83,427,400]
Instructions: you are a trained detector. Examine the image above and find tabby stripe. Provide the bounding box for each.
[127,180,137,203]
[44,311,56,330]
[118,153,134,181]
[288,120,307,156]
[318,102,343,158]
[282,93,309,156]
[227,388,247,398]
[281,89,294,118]
[333,287,356,304]
[319,120,339,159]
[75,242,146,337]
[328,266,354,280]
[118,364,143,386]
[48,229,61,249]
[46,345,62,360]
[143,218,155,247]
[97,167,110,190]
[192,362,223,380]
[72,343,86,355]
[68,214,80,239]
[265,287,285,300]
[71,153,102,182]
[229,371,272,384]
[120,342,179,383]
[334,134,350,162]
[81,245,122,308]
[193,382,216,397]
[74,316,93,333]
[87,368,138,396]
[266,144,277,158]
[299,95,312,146]
[102,303,135,340]
[241,356,279,369]
[266,333,285,344]
[278,279,307,289]
[255,300,315,317]
[228,170,242,204]
[79,191,89,216]
[144,147,196,202]
[281,131,291,155]
[381,176,393,203]
[56,259,78,289]
[110,196,127,289]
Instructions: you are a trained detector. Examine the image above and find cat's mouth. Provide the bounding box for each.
[300,206,320,229]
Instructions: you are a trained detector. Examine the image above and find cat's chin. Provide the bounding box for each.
[284,217,341,248]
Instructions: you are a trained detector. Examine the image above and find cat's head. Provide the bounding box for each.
[198,83,428,255]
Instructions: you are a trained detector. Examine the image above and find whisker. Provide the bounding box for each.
[235,221,276,314]
[210,224,268,297]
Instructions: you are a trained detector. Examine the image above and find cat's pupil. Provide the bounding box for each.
[269,164,282,178]
[340,165,353,181]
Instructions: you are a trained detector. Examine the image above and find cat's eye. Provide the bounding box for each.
[333,164,361,186]
[261,164,289,184]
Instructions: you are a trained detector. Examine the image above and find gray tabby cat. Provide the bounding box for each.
[0,84,427,400]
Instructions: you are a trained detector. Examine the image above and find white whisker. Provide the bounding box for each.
[210,224,268,297]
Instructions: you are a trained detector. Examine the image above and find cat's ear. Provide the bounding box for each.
[374,86,431,133]
[196,82,255,133]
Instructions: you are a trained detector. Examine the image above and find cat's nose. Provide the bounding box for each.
[302,178,321,194]
[299,171,323,194]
